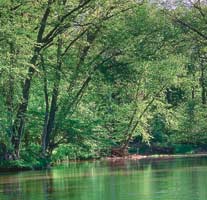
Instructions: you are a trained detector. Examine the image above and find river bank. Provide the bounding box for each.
[104,153,207,162]
[1,153,207,173]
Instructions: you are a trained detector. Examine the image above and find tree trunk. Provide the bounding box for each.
[121,84,167,153]
[200,62,206,104]
[10,1,53,159]
[11,52,39,159]
[42,37,62,156]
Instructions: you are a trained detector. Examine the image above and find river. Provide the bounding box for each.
[0,157,207,200]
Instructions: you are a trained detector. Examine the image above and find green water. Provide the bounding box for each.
[0,157,207,200]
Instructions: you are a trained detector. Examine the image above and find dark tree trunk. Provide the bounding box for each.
[6,42,15,139]
[192,87,195,99]
[200,63,206,104]
[10,0,53,159]
[41,55,50,157]
[11,52,39,159]
[42,37,62,156]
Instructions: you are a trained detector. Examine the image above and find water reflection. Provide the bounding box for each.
[0,157,207,200]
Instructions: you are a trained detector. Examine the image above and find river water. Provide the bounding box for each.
[0,157,207,200]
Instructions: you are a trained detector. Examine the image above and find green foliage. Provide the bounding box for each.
[1,0,207,169]
[149,113,169,144]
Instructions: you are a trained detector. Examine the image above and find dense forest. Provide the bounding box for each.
[1,0,207,169]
